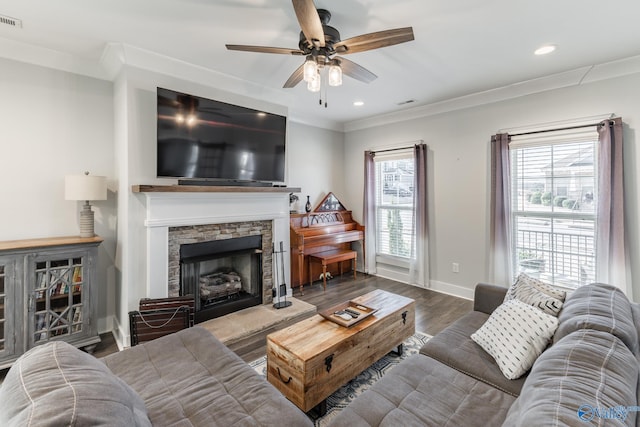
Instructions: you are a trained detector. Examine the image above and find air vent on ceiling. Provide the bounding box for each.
[397,99,416,106]
[0,15,22,28]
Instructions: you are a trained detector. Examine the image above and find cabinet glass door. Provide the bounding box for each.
[32,256,85,343]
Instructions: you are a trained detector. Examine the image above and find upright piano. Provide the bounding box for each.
[290,193,364,293]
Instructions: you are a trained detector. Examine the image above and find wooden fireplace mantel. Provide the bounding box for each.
[132,185,301,194]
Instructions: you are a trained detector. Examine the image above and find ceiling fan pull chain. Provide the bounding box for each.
[318,67,324,106]
[323,69,328,108]
[325,86,328,108]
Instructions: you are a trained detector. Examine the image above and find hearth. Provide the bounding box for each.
[180,235,263,323]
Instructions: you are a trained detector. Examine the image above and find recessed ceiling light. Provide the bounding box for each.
[353,101,364,107]
[534,45,556,55]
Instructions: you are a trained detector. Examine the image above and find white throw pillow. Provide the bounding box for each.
[514,273,566,301]
[471,299,559,380]
[504,273,565,316]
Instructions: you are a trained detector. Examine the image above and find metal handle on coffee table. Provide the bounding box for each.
[402,311,408,325]
[276,367,292,384]
[325,354,334,373]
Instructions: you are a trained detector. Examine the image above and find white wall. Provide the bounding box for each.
[287,121,345,212]
[0,58,117,331]
[344,72,640,301]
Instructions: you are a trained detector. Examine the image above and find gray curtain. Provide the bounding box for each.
[490,133,513,286]
[363,151,377,274]
[409,143,429,287]
[596,118,630,296]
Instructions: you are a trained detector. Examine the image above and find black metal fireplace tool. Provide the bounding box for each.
[273,241,292,309]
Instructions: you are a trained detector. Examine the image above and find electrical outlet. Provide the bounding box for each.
[452,262,460,273]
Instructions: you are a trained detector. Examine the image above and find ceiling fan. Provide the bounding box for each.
[226,0,414,100]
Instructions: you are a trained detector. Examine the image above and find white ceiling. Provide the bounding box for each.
[1,0,640,129]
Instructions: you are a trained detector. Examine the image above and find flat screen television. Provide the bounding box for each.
[156,87,286,184]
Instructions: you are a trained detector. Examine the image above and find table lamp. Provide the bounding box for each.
[65,172,107,237]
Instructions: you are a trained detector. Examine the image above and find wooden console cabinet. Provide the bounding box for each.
[0,236,102,369]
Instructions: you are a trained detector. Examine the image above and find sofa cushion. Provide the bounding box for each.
[102,326,313,427]
[502,329,638,426]
[420,310,526,397]
[0,341,150,427]
[471,299,558,380]
[504,273,564,316]
[554,283,639,355]
[329,354,515,427]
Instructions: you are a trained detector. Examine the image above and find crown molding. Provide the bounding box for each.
[343,55,640,133]
[0,36,109,80]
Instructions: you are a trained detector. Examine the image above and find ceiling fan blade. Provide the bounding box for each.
[292,0,325,48]
[226,44,305,55]
[334,27,414,54]
[283,63,305,88]
[337,57,377,84]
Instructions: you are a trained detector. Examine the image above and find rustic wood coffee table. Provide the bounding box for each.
[266,290,415,414]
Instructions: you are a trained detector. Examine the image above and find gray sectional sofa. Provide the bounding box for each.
[2,282,637,426]
[0,326,313,426]
[330,282,640,426]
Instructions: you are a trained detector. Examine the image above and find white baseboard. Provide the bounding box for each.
[372,270,475,301]
[111,316,128,351]
[429,280,474,300]
[374,268,410,285]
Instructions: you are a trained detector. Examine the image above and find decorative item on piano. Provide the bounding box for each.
[289,193,299,214]
[305,195,312,212]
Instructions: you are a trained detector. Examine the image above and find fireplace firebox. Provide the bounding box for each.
[180,235,263,323]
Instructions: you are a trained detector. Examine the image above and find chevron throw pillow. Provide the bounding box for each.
[504,273,565,316]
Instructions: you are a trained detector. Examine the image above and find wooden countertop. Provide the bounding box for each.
[0,236,103,252]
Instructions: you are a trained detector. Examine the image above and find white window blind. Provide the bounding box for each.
[374,151,415,259]
[510,127,598,289]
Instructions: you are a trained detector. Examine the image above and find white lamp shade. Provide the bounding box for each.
[65,174,107,201]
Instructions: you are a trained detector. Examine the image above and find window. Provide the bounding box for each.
[374,153,415,259]
[510,128,598,289]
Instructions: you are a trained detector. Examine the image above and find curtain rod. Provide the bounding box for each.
[371,145,415,154]
[510,122,604,137]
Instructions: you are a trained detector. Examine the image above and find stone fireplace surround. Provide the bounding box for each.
[168,221,273,305]
[134,186,297,306]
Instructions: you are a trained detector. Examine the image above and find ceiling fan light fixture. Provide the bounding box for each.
[307,71,321,92]
[328,62,342,87]
[303,56,318,82]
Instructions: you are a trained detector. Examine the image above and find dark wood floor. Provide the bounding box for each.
[94,273,473,362]
[1,274,473,381]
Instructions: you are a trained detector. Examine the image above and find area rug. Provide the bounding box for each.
[249,331,431,426]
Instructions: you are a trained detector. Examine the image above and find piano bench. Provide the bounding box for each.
[308,249,357,291]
